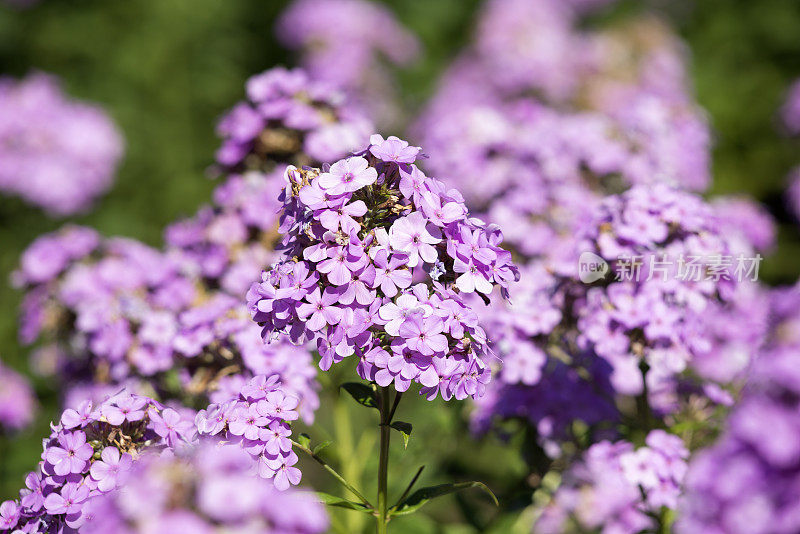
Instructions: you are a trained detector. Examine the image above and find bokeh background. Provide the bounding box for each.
[1,0,799,531]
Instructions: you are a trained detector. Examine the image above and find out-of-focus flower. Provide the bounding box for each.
[15,226,319,421]
[677,284,800,534]
[81,442,328,534]
[215,67,372,173]
[276,0,419,128]
[536,430,688,534]
[0,362,37,432]
[0,73,123,216]
[472,185,761,455]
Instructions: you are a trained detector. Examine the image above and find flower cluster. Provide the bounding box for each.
[16,229,195,386]
[0,362,37,432]
[81,442,328,534]
[248,135,519,398]
[712,196,776,254]
[196,374,302,490]
[413,4,710,229]
[215,67,372,172]
[573,185,740,403]
[536,430,688,533]
[15,225,319,419]
[472,185,755,454]
[165,169,285,297]
[276,0,419,128]
[676,286,800,534]
[0,73,123,216]
[0,392,194,533]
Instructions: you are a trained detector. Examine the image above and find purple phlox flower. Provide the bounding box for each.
[349,300,384,337]
[453,359,491,400]
[419,357,459,401]
[241,374,281,400]
[90,447,133,492]
[297,287,343,331]
[389,211,442,268]
[21,472,45,512]
[229,404,269,441]
[319,199,367,233]
[371,249,412,297]
[369,135,420,163]
[151,408,193,447]
[43,481,90,515]
[101,394,147,425]
[339,264,376,305]
[297,179,347,210]
[453,257,492,294]
[420,191,465,227]
[317,245,355,286]
[195,402,231,436]
[0,500,20,530]
[317,156,377,195]
[456,226,497,266]
[60,400,94,429]
[399,314,448,356]
[398,165,428,203]
[264,451,302,491]
[379,293,433,336]
[262,420,293,456]
[258,390,300,421]
[46,430,94,476]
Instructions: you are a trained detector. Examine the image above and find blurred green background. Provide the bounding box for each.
[0,0,799,531]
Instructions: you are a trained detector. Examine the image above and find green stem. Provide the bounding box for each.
[290,439,373,509]
[387,391,403,423]
[377,387,392,534]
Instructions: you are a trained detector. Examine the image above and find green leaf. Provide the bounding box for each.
[312,440,332,455]
[316,492,373,513]
[390,421,412,449]
[339,382,378,410]
[296,433,311,449]
[391,481,499,516]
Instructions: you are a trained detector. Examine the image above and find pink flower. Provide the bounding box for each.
[399,315,448,356]
[317,156,377,194]
[369,135,420,163]
[389,212,441,268]
[297,287,342,331]
[89,447,133,492]
[319,200,367,233]
[46,431,94,476]
[453,258,492,294]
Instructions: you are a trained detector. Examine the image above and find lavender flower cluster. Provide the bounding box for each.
[472,184,757,456]
[196,374,302,490]
[0,362,37,433]
[536,430,688,533]
[81,442,328,534]
[0,392,194,533]
[276,0,419,128]
[0,73,123,216]
[676,286,800,534]
[414,3,711,258]
[215,67,372,173]
[248,135,519,399]
[15,222,319,420]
